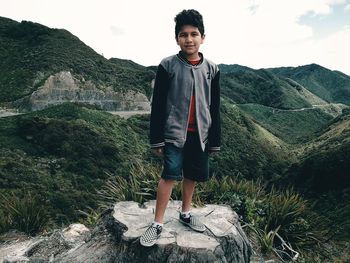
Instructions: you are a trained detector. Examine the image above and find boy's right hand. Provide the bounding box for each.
[152,147,164,157]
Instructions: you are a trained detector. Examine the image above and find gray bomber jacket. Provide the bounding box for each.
[150,52,221,152]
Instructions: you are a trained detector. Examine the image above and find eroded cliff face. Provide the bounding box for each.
[15,71,151,111]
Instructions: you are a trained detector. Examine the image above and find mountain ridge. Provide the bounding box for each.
[1,16,350,113]
[268,64,350,105]
[0,16,155,111]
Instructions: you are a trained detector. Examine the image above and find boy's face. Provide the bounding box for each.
[176,25,205,60]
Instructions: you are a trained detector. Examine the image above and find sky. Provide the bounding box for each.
[2,0,350,75]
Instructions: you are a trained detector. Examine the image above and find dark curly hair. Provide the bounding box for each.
[174,9,205,38]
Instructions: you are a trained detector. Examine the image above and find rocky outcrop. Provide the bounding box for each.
[0,201,252,263]
[109,200,251,262]
[13,71,151,112]
[0,223,90,263]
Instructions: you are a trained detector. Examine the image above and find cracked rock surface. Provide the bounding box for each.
[0,201,251,263]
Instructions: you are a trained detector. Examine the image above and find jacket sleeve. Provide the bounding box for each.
[208,70,221,152]
[150,64,169,148]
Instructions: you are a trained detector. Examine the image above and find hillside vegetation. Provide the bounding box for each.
[0,102,293,222]
[0,103,149,222]
[237,103,334,144]
[270,64,350,105]
[287,112,350,193]
[220,63,350,111]
[0,16,155,103]
[1,103,348,261]
[220,65,321,109]
[214,100,292,181]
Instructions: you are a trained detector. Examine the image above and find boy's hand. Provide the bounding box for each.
[152,147,164,157]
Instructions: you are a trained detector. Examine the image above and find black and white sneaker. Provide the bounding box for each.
[140,224,162,247]
[179,213,206,232]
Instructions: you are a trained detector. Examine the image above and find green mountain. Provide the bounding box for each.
[0,103,150,221]
[219,64,348,145]
[219,64,327,110]
[1,15,348,116]
[0,16,155,105]
[212,100,292,181]
[0,102,292,222]
[269,64,350,105]
[287,111,350,193]
[1,14,348,198]
[218,64,252,74]
[237,103,335,144]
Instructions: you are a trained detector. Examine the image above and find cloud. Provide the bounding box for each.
[315,26,350,74]
[1,0,349,75]
[110,26,125,37]
[201,0,350,75]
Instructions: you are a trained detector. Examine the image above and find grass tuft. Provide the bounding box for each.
[0,191,50,235]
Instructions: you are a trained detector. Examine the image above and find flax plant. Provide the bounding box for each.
[0,192,49,235]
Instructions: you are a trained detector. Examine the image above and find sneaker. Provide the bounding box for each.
[140,224,162,247]
[179,213,206,232]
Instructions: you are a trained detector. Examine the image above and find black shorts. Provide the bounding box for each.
[161,132,209,182]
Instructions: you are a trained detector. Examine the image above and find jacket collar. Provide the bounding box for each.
[177,51,204,66]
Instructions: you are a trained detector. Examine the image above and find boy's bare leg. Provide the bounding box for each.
[182,177,196,212]
[154,178,176,223]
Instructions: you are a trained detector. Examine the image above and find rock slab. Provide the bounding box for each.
[0,201,251,263]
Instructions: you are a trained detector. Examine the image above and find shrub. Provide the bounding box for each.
[0,209,9,234]
[263,187,306,240]
[0,191,50,235]
[96,158,163,209]
[78,207,100,227]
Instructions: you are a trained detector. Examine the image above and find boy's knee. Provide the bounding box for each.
[159,178,176,185]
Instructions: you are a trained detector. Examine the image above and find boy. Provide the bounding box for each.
[140,9,221,247]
